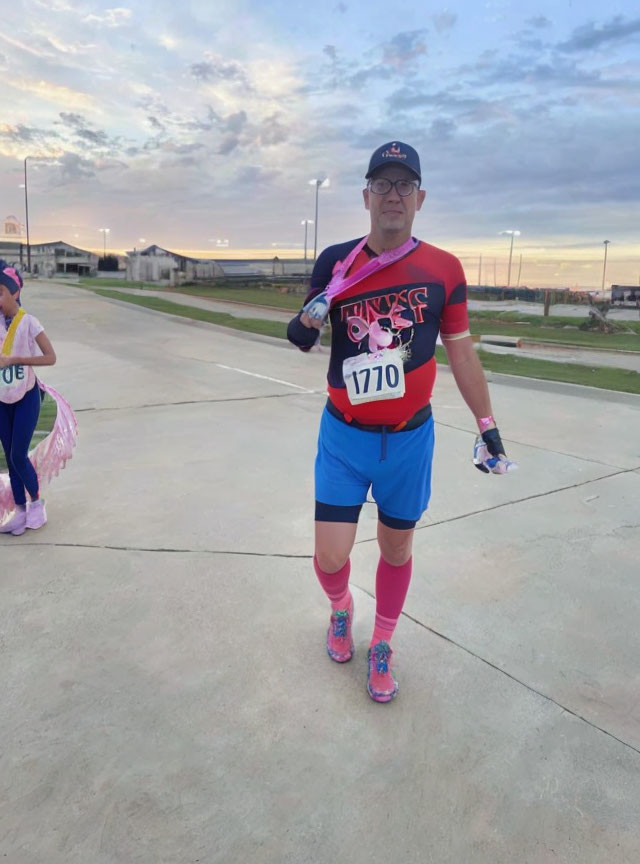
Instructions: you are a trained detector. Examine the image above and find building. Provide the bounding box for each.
[0,216,25,267]
[220,258,308,277]
[29,241,99,277]
[125,245,225,284]
[611,285,639,305]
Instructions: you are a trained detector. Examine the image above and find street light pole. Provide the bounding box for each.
[24,157,31,273]
[301,219,314,274]
[601,240,610,292]
[313,181,320,261]
[500,229,521,287]
[99,228,110,259]
[308,178,329,262]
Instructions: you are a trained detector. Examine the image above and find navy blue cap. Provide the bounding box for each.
[0,260,23,295]
[365,141,421,183]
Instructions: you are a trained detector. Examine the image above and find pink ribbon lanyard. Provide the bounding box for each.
[324,235,418,301]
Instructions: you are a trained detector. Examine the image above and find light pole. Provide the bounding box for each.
[99,228,110,259]
[601,240,610,292]
[308,178,329,262]
[24,157,31,272]
[499,230,520,287]
[301,219,314,273]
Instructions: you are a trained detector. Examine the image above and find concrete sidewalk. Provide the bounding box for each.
[2,279,640,863]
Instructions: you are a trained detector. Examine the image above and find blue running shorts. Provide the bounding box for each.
[314,406,435,528]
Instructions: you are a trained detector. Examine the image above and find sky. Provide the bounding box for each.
[0,0,639,287]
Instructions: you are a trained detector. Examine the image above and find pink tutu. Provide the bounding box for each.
[0,383,78,521]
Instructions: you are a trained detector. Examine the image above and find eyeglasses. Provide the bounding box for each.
[368,177,419,197]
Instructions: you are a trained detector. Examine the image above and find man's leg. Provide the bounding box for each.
[314,514,359,662]
[313,409,370,663]
[372,521,414,646]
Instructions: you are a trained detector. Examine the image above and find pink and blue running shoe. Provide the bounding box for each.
[326,600,354,663]
[367,641,398,702]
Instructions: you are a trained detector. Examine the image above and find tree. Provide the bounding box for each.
[98,254,119,271]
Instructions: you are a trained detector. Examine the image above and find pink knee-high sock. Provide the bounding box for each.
[371,556,413,646]
[313,556,352,610]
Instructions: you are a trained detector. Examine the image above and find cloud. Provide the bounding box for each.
[430,118,456,140]
[55,152,97,183]
[218,135,240,155]
[527,16,551,29]
[382,30,428,67]
[7,77,94,110]
[56,113,122,154]
[324,45,337,60]
[258,114,289,146]
[559,16,640,52]
[189,54,250,87]
[432,12,457,33]
[236,165,281,186]
[0,123,62,157]
[225,111,247,134]
[83,7,133,28]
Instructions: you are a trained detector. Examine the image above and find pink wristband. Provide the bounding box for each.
[477,415,495,432]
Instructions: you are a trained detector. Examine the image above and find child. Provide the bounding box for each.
[0,261,77,535]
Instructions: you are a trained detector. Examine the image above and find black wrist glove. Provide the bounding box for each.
[474,427,506,473]
[482,427,505,458]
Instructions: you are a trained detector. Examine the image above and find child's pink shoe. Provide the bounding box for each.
[26,499,47,530]
[367,641,398,703]
[327,597,354,663]
[0,509,27,536]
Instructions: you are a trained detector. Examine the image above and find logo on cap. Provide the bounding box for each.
[381,143,406,160]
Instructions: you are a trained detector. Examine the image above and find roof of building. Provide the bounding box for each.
[127,244,222,265]
[31,241,96,255]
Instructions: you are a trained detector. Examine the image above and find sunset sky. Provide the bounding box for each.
[1,0,638,287]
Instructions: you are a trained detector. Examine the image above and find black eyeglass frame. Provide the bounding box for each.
[367,177,420,197]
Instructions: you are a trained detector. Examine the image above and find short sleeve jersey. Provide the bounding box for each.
[0,312,44,403]
[305,238,469,425]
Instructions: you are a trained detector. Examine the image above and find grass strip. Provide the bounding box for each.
[80,278,160,289]
[92,289,289,339]
[435,347,640,394]
[88,288,639,395]
[468,321,640,352]
[168,284,304,310]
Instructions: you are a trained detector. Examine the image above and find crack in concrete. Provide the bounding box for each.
[394,598,640,759]
[7,541,309,557]
[73,391,320,414]
[12,537,640,758]
[355,466,636,545]
[434,419,638,471]
[12,522,640,757]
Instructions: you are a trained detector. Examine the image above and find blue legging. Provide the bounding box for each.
[0,384,41,506]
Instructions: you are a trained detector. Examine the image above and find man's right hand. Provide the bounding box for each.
[300,312,324,330]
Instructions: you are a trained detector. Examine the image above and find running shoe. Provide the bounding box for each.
[367,641,398,703]
[26,499,47,530]
[327,599,354,663]
[0,509,27,536]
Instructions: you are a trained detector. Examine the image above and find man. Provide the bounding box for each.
[287,141,509,703]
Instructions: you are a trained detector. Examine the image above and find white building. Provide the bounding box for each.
[0,217,25,267]
[29,241,99,277]
[125,245,225,284]
[2,215,23,240]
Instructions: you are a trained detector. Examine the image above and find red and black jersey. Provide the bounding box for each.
[287,236,469,426]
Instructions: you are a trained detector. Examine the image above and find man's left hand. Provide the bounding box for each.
[473,428,518,474]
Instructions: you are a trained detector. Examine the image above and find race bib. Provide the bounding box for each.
[0,365,25,387]
[343,349,405,404]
